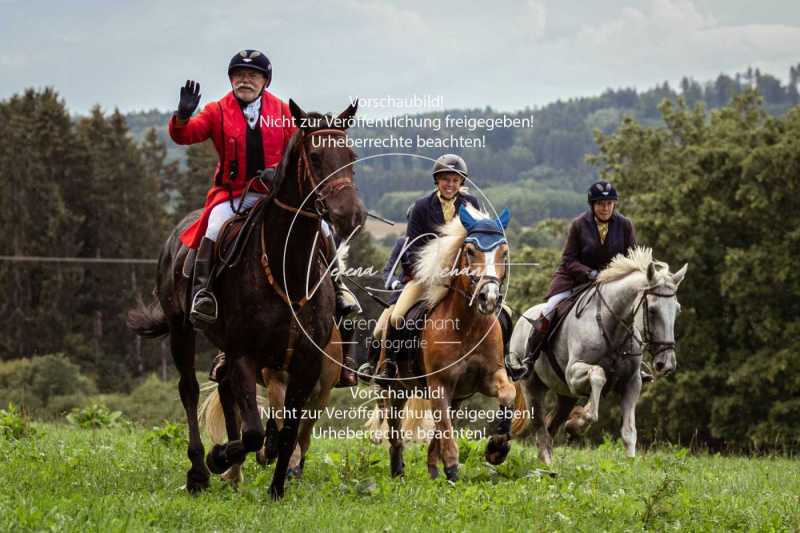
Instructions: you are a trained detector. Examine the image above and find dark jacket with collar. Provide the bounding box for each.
[546,209,637,298]
[401,190,481,279]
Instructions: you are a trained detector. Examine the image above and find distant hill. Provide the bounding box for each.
[125,65,799,227]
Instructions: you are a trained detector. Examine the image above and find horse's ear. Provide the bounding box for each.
[337,99,358,128]
[647,262,656,282]
[289,99,307,126]
[496,208,510,229]
[671,263,688,287]
[458,205,477,231]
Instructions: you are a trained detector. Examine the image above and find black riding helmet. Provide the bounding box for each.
[228,49,272,88]
[587,180,619,204]
[432,154,468,183]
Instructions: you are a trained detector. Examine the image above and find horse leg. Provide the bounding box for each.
[218,377,243,486]
[546,394,577,437]
[206,356,263,475]
[428,378,459,481]
[525,371,553,465]
[169,323,209,494]
[269,357,319,500]
[564,401,594,436]
[483,369,516,465]
[258,369,287,466]
[620,371,642,457]
[386,395,408,478]
[426,438,441,479]
[566,362,606,422]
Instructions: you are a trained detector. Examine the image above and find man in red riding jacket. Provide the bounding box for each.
[169,49,360,329]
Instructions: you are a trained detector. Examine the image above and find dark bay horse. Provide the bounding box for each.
[128,100,366,498]
[378,205,528,481]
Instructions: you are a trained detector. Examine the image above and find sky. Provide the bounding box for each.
[1,0,799,117]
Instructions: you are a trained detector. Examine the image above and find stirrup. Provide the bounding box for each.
[505,355,531,381]
[190,289,218,325]
[374,359,398,384]
[357,362,375,382]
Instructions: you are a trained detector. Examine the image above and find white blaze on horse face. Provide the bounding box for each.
[475,246,502,314]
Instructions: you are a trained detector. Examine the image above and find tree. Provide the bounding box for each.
[589,90,800,450]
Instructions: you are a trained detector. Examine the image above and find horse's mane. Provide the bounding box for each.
[597,245,672,286]
[414,204,487,307]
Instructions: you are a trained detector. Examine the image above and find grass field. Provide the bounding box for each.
[1,423,798,532]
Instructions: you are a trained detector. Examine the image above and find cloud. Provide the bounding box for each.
[0,0,797,114]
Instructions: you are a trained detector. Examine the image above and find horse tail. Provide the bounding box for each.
[403,397,434,437]
[199,387,228,444]
[364,398,435,443]
[127,298,169,338]
[511,382,530,437]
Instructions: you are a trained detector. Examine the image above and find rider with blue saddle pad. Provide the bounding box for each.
[506,180,640,381]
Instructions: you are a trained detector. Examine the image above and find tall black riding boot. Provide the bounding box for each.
[506,315,550,381]
[190,237,218,327]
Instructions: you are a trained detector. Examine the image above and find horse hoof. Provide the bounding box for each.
[186,468,210,494]
[255,448,268,466]
[206,444,229,475]
[287,465,304,480]
[444,464,458,482]
[390,464,405,478]
[485,439,511,465]
[427,465,439,479]
[269,484,284,501]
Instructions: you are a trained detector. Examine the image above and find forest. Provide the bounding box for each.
[1,65,798,451]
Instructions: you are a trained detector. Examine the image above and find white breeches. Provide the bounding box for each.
[542,289,572,317]
[205,192,266,242]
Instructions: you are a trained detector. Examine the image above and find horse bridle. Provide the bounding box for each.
[273,128,357,219]
[454,242,507,307]
[583,282,677,360]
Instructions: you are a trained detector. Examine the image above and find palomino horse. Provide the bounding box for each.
[127,100,367,498]
[379,205,527,481]
[509,247,686,464]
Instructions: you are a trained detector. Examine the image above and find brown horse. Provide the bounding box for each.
[127,100,366,499]
[200,326,343,484]
[378,205,527,481]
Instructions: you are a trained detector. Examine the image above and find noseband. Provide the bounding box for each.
[455,242,506,306]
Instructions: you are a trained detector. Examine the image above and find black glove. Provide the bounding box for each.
[177,80,201,120]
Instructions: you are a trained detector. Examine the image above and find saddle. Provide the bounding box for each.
[385,302,514,386]
[385,301,429,385]
[530,282,594,383]
[181,197,269,281]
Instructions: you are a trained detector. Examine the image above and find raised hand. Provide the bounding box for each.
[177,80,201,120]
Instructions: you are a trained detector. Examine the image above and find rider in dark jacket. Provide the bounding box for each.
[508,180,638,380]
[375,154,481,380]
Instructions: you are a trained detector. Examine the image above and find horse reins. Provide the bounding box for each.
[452,244,506,307]
[258,128,355,370]
[576,282,678,362]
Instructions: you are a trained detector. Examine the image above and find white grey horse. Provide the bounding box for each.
[508,247,687,464]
